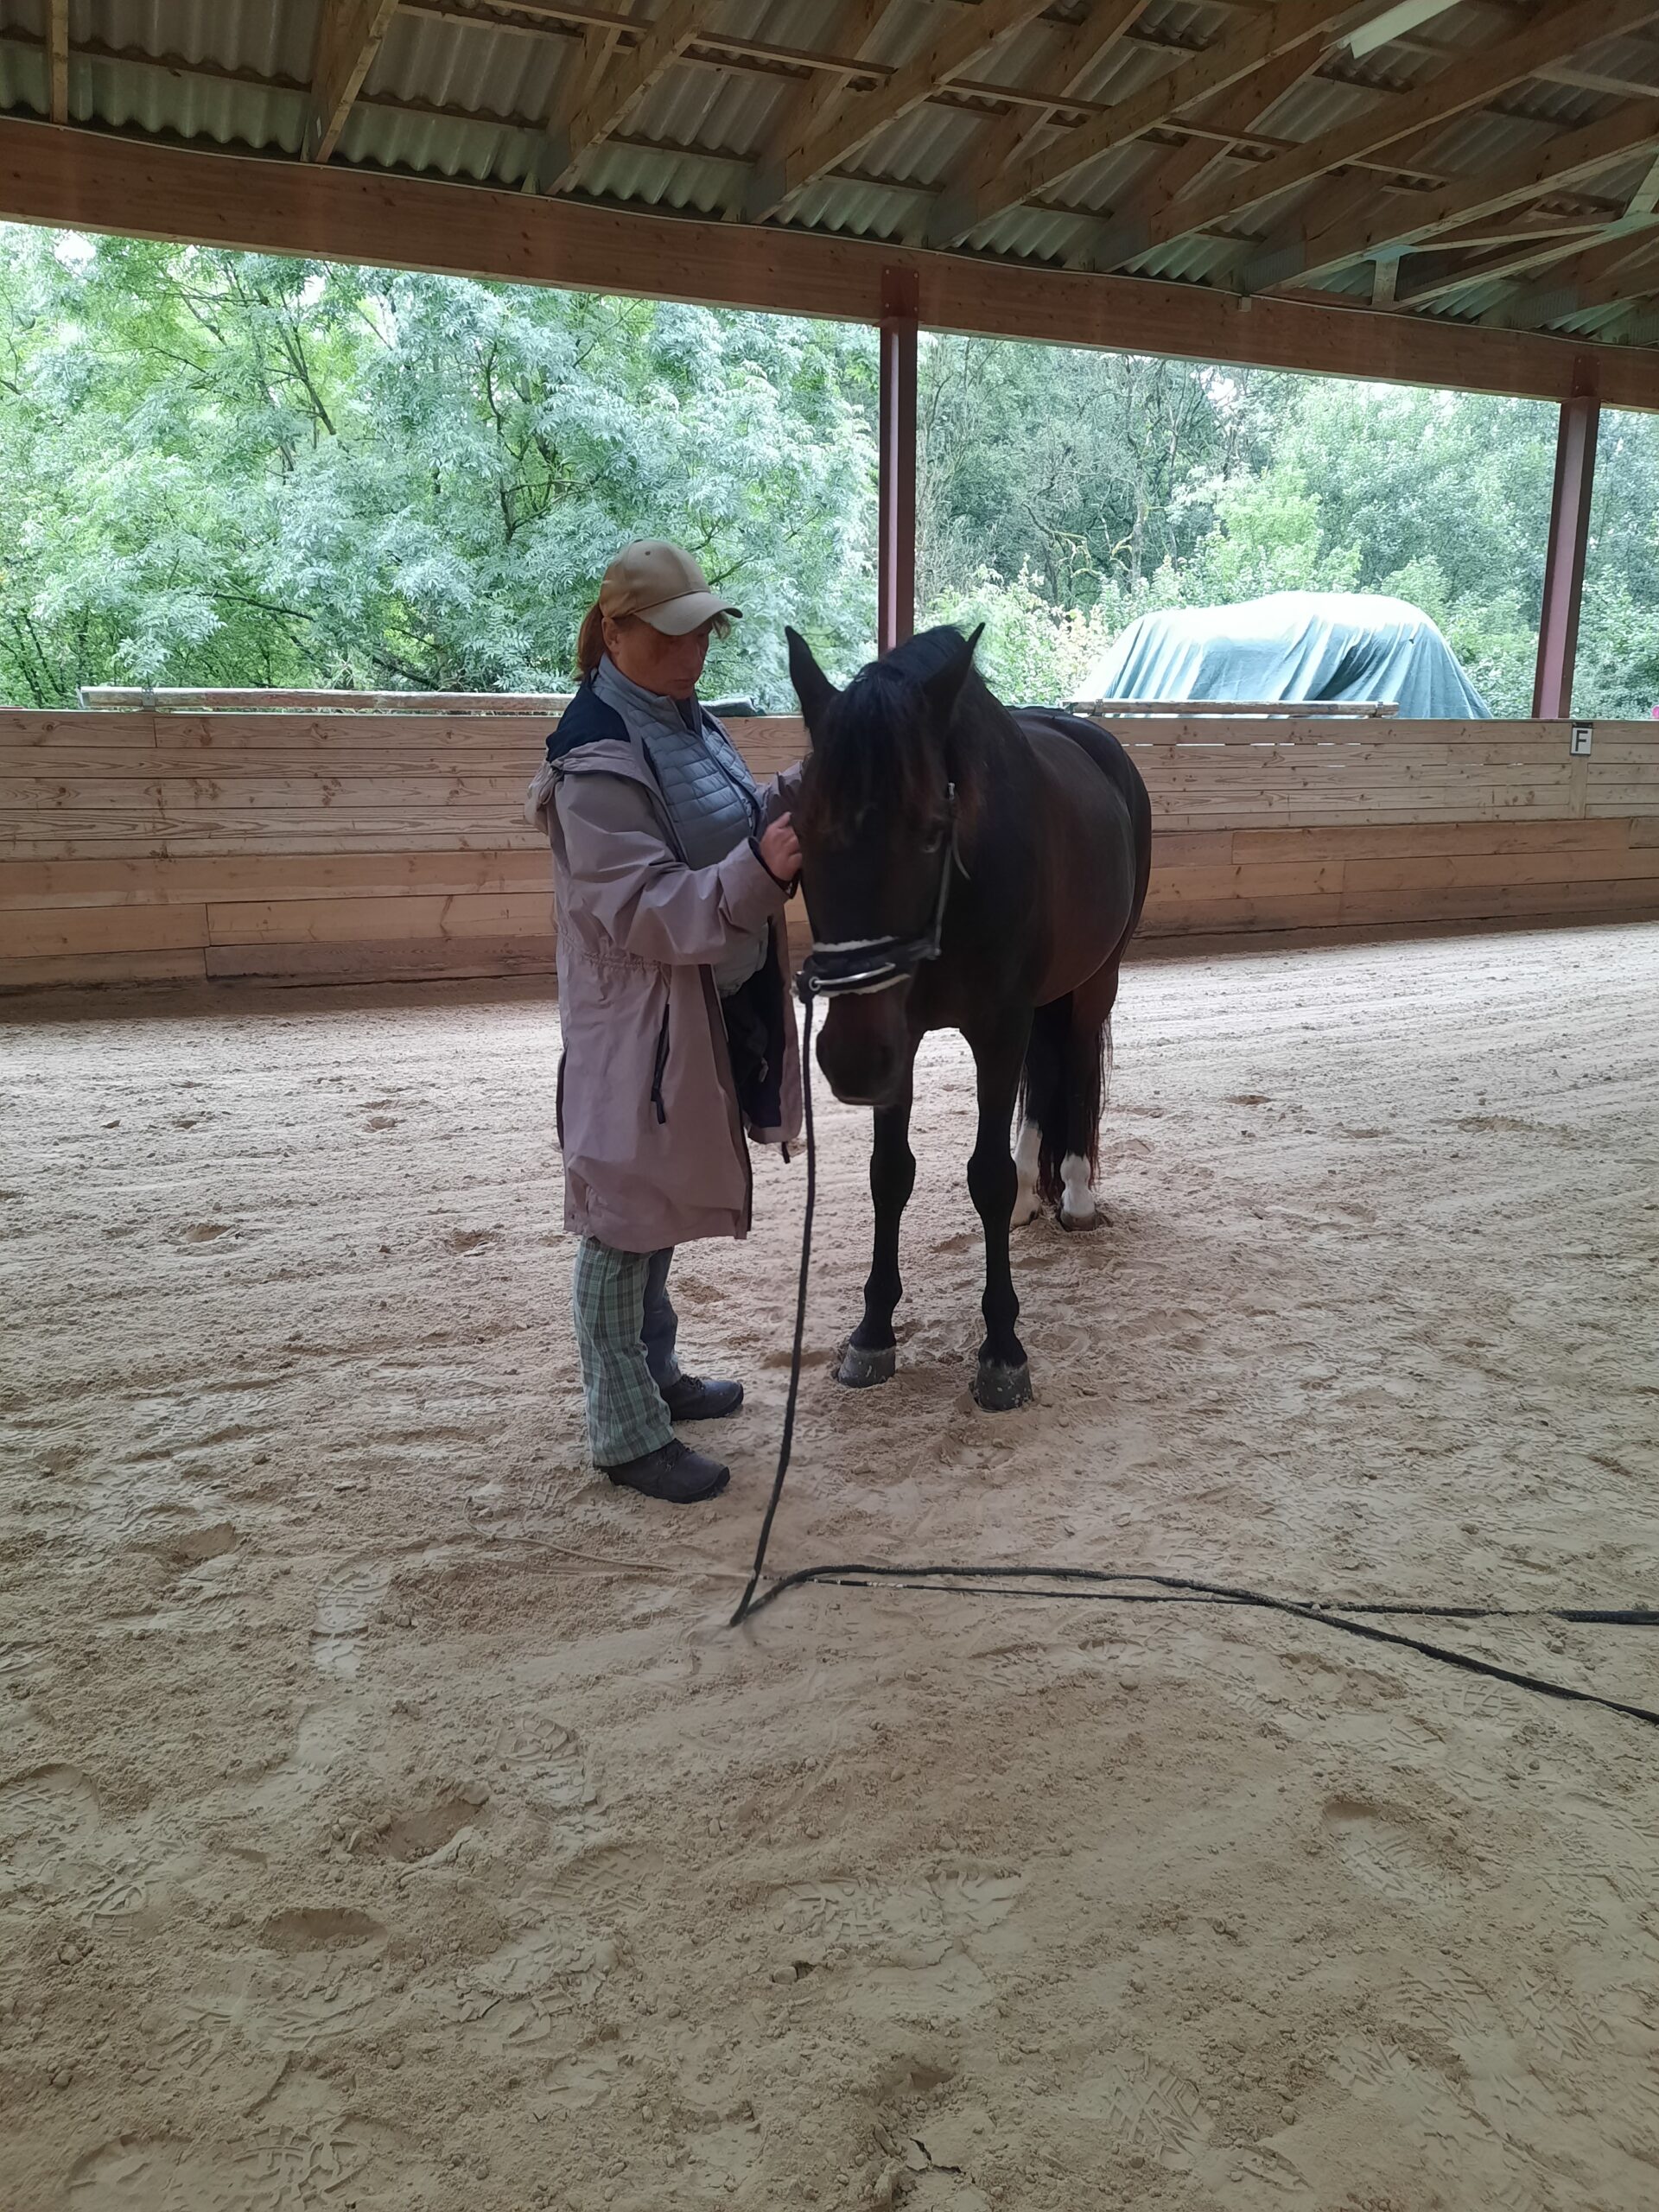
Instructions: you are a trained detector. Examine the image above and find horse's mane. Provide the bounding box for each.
[802,625,994,844]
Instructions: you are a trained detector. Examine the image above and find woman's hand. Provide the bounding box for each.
[759,812,802,887]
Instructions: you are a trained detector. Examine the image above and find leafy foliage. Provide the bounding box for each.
[0,231,875,707]
[4,226,1658,717]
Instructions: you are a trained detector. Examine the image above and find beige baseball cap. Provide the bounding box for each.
[598,540,742,636]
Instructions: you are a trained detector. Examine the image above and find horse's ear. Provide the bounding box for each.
[785,626,836,741]
[924,623,983,726]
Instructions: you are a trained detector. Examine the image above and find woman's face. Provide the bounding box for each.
[603,613,716,699]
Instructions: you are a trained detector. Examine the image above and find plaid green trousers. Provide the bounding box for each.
[571,1239,683,1467]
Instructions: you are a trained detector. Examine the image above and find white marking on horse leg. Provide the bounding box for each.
[1013,1118,1043,1226]
[1059,1151,1096,1230]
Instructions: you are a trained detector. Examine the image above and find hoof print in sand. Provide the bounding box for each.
[779,1871,1023,1972]
[258,1907,386,1955]
[1324,1796,1472,1908]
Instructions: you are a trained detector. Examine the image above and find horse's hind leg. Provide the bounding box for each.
[1014,999,1066,1228]
[835,1069,915,1389]
[1058,962,1120,1234]
[967,1016,1034,1410]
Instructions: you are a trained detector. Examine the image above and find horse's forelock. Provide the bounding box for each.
[801,662,941,844]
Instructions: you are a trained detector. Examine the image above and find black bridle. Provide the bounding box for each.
[796,785,960,1002]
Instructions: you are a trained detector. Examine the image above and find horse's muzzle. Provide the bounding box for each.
[815,999,909,1111]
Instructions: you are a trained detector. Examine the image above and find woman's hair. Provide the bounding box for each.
[575,601,607,682]
[575,601,733,682]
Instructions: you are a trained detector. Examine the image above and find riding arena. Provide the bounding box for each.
[5,7,1659,2210]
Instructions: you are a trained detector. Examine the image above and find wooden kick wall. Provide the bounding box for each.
[2,711,1657,991]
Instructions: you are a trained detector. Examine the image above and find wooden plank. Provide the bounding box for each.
[1,902,210,958]
[203,937,558,984]
[1,747,547,779]
[1342,845,1659,893]
[0,822,551,859]
[0,948,207,991]
[205,892,554,947]
[0,850,552,910]
[78,689,574,712]
[0,774,534,814]
[6,711,557,749]
[1144,830,1236,868]
[1228,818,1635,861]
[1338,876,1659,925]
[4,123,1658,411]
[1140,891,1347,935]
[1145,860,1345,901]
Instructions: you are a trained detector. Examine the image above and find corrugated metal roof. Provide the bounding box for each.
[4,0,1659,354]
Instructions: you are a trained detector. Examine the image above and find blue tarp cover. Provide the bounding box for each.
[1078,591,1492,720]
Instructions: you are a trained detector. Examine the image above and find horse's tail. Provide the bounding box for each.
[1019,996,1109,1206]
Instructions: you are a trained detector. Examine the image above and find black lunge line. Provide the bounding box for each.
[730,988,818,1626]
[728,997,1659,1735]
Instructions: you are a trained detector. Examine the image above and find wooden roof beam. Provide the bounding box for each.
[535,0,707,196]
[8,118,1659,406]
[1255,92,1659,290]
[1143,0,1659,269]
[923,0,1152,246]
[46,0,68,125]
[929,0,1359,247]
[306,0,400,163]
[737,0,898,223]
[1090,41,1328,268]
[1627,147,1659,216]
[747,0,1056,222]
[1391,219,1645,309]
[1496,231,1659,330]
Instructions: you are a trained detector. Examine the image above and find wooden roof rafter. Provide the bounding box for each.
[1259,92,1659,295]
[10,0,1659,394]
[1495,228,1659,331]
[533,0,707,195]
[926,0,1154,234]
[928,0,1362,245]
[1106,0,1659,276]
[1087,40,1330,271]
[307,0,401,163]
[746,0,1058,223]
[45,0,68,127]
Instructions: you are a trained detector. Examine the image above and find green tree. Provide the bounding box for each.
[0,229,878,708]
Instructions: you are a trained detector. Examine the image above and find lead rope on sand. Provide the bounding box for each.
[726,999,1659,1735]
[730,989,818,1627]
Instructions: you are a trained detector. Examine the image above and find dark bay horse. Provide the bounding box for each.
[786,622,1152,1411]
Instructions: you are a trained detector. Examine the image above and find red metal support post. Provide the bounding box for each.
[877,267,919,658]
[1532,368,1601,720]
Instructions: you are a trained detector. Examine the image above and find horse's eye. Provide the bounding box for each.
[920,826,947,854]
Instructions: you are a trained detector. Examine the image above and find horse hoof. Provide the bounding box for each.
[973,1359,1033,1412]
[836,1341,897,1389]
[1058,1205,1100,1234]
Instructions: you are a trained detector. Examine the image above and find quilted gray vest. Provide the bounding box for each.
[592,655,766,993]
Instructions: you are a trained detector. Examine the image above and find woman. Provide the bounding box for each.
[527,541,804,1505]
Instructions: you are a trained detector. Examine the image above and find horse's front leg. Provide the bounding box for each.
[835,1067,916,1389]
[967,1018,1034,1410]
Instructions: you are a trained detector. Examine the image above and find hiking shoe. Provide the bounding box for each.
[603,1439,730,1504]
[663,1375,745,1422]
